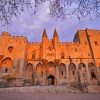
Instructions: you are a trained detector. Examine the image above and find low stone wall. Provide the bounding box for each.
[0,86,81,93]
[0,85,100,93]
[87,85,100,93]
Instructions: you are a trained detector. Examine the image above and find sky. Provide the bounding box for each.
[0,2,100,42]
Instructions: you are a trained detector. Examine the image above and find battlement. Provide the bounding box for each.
[59,41,79,45]
[28,42,34,44]
[1,32,10,36]
[10,35,28,43]
[11,36,27,39]
[1,29,100,45]
[34,42,41,44]
[59,42,68,44]
[28,42,41,46]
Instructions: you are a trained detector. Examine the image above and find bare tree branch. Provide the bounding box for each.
[0,0,100,25]
[0,0,32,25]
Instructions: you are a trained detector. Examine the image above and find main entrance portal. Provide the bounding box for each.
[47,75,55,85]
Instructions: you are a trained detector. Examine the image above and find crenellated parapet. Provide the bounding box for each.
[1,32,11,36]
[11,35,28,42]
[28,42,34,45]
[59,42,80,48]
[59,42,67,44]
[0,32,28,43]
[28,42,41,46]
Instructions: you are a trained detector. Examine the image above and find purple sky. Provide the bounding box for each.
[0,2,100,42]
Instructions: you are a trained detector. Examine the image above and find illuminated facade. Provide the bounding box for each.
[0,29,100,86]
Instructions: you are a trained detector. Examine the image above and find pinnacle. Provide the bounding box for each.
[42,28,48,38]
[53,28,59,38]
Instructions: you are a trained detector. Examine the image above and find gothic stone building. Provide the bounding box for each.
[0,29,100,86]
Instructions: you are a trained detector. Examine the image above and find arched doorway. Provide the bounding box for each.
[0,57,13,73]
[47,75,55,85]
[46,62,56,85]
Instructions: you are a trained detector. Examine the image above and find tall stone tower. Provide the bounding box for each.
[42,29,48,59]
[52,29,59,59]
[0,32,10,55]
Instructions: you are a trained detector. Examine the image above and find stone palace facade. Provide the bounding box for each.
[0,29,100,86]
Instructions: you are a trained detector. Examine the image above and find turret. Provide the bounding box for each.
[42,28,48,59]
[0,32,10,54]
[53,28,59,38]
[52,28,59,59]
[52,28,59,46]
[42,28,48,39]
[1,32,10,36]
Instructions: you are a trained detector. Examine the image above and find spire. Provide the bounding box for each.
[53,28,59,38]
[42,28,48,38]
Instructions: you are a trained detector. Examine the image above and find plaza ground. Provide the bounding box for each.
[0,92,100,100]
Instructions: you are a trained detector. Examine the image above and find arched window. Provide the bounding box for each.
[32,51,35,59]
[88,62,97,80]
[59,63,66,79]
[8,46,14,53]
[36,63,43,77]
[91,71,96,78]
[25,63,33,79]
[72,71,75,75]
[46,62,56,75]
[78,63,87,83]
[61,52,65,59]
[48,46,52,51]
[36,63,43,85]
[68,63,76,82]
[5,68,8,73]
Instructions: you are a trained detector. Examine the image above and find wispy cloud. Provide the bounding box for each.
[0,1,100,42]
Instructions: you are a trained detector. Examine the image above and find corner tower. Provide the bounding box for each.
[0,32,10,54]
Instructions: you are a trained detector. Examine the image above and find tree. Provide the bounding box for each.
[0,0,32,25]
[0,0,100,25]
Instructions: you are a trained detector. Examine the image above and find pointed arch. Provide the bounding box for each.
[46,61,56,75]
[60,52,65,59]
[68,63,77,82]
[59,63,66,79]
[88,62,97,79]
[36,63,43,77]
[25,63,33,79]
[78,63,87,83]
[0,57,13,73]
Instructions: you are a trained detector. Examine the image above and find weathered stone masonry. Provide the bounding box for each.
[0,29,100,86]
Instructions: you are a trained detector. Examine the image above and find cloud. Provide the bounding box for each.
[0,1,100,42]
